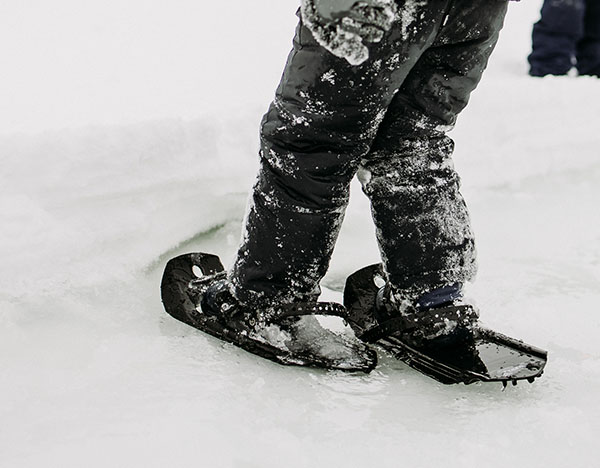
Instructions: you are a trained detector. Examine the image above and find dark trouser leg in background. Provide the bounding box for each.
[529,0,586,76]
[360,0,507,302]
[577,0,600,75]
[230,0,508,312]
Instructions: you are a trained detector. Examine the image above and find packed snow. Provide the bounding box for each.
[1,1,599,467]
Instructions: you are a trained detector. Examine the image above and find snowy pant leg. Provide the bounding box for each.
[529,0,586,75]
[229,15,406,308]
[360,0,508,300]
[230,1,508,309]
[228,3,456,307]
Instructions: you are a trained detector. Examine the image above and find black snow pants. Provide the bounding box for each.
[230,0,509,308]
[528,0,600,76]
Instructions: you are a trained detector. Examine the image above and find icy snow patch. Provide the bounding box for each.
[254,315,365,365]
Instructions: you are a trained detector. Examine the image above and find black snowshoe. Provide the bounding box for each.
[344,264,548,386]
[161,253,377,372]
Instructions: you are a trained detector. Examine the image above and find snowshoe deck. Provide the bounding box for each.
[344,264,548,385]
[161,253,377,372]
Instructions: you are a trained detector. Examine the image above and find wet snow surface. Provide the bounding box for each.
[1,1,599,467]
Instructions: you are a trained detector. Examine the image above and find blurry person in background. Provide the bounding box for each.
[528,0,600,77]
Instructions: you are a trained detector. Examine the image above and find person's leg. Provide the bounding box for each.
[360,0,509,305]
[229,4,448,312]
[528,0,586,76]
[577,0,600,75]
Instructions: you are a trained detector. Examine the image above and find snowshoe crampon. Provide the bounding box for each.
[344,264,548,385]
[161,253,377,372]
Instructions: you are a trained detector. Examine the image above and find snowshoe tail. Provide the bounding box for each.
[161,253,377,372]
[160,253,289,360]
[344,264,548,385]
[161,252,224,324]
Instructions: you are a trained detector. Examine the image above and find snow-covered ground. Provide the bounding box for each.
[2,1,599,467]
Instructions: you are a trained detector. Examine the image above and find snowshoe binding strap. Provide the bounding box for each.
[189,270,227,289]
[277,302,349,320]
[360,304,479,343]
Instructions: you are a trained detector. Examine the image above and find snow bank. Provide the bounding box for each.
[0,114,261,298]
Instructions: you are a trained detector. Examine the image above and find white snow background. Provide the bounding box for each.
[1,1,599,467]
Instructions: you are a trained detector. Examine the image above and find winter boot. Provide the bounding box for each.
[202,278,329,335]
[201,278,261,332]
[367,282,489,373]
[372,283,479,348]
[202,277,376,365]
